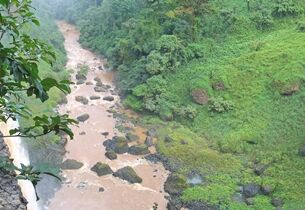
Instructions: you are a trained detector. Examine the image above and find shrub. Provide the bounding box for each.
[272,0,303,17]
[251,10,274,30]
[208,97,234,113]
[174,105,198,119]
[123,95,144,111]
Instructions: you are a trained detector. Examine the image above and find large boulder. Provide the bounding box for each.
[105,150,117,160]
[90,96,101,100]
[94,86,106,92]
[61,159,84,170]
[91,162,113,176]
[191,88,209,105]
[243,183,260,198]
[128,145,150,155]
[113,166,142,184]
[76,73,86,81]
[103,136,129,154]
[103,96,115,102]
[77,114,90,122]
[75,96,89,105]
[164,174,188,196]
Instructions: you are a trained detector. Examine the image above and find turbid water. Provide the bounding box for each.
[48,22,168,210]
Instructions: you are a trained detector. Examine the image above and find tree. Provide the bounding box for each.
[0,0,76,187]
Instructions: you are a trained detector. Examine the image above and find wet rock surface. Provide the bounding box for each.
[0,133,27,210]
[113,166,142,184]
[75,96,89,105]
[103,136,129,154]
[105,150,117,160]
[91,162,113,176]
[76,113,90,122]
[128,145,150,155]
[61,159,84,170]
[103,96,115,102]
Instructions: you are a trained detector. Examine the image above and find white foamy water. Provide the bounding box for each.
[2,120,40,210]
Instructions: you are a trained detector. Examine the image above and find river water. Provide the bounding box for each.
[47,22,168,210]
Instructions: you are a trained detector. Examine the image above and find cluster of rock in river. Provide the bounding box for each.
[0,133,27,210]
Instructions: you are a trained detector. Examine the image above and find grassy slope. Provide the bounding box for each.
[152,16,305,209]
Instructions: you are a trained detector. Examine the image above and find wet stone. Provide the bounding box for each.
[113,166,142,184]
[103,96,115,102]
[91,162,113,176]
[90,96,101,100]
[77,114,90,122]
[61,159,84,170]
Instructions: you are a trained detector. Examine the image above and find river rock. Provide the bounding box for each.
[76,73,86,81]
[91,162,113,176]
[103,136,129,154]
[96,81,104,87]
[99,187,105,192]
[77,113,90,122]
[105,150,117,160]
[86,81,93,85]
[243,183,260,198]
[79,131,86,135]
[75,96,89,105]
[76,80,85,85]
[145,136,154,147]
[191,88,209,105]
[94,86,106,92]
[101,132,109,137]
[103,96,114,102]
[164,174,188,196]
[125,133,139,142]
[94,77,101,82]
[128,144,150,155]
[113,166,142,184]
[90,96,101,100]
[61,159,84,170]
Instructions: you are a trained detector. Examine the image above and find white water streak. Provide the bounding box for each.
[5,120,40,210]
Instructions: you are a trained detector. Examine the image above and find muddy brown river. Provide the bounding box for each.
[47,22,168,210]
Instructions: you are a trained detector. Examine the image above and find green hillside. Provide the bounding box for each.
[47,0,305,209]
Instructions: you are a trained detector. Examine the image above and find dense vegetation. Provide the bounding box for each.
[42,0,305,209]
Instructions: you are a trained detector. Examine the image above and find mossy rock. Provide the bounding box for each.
[128,144,150,155]
[164,174,188,196]
[113,166,142,184]
[61,159,84,170]
[105,150,117,160]
[91,162,113,176]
